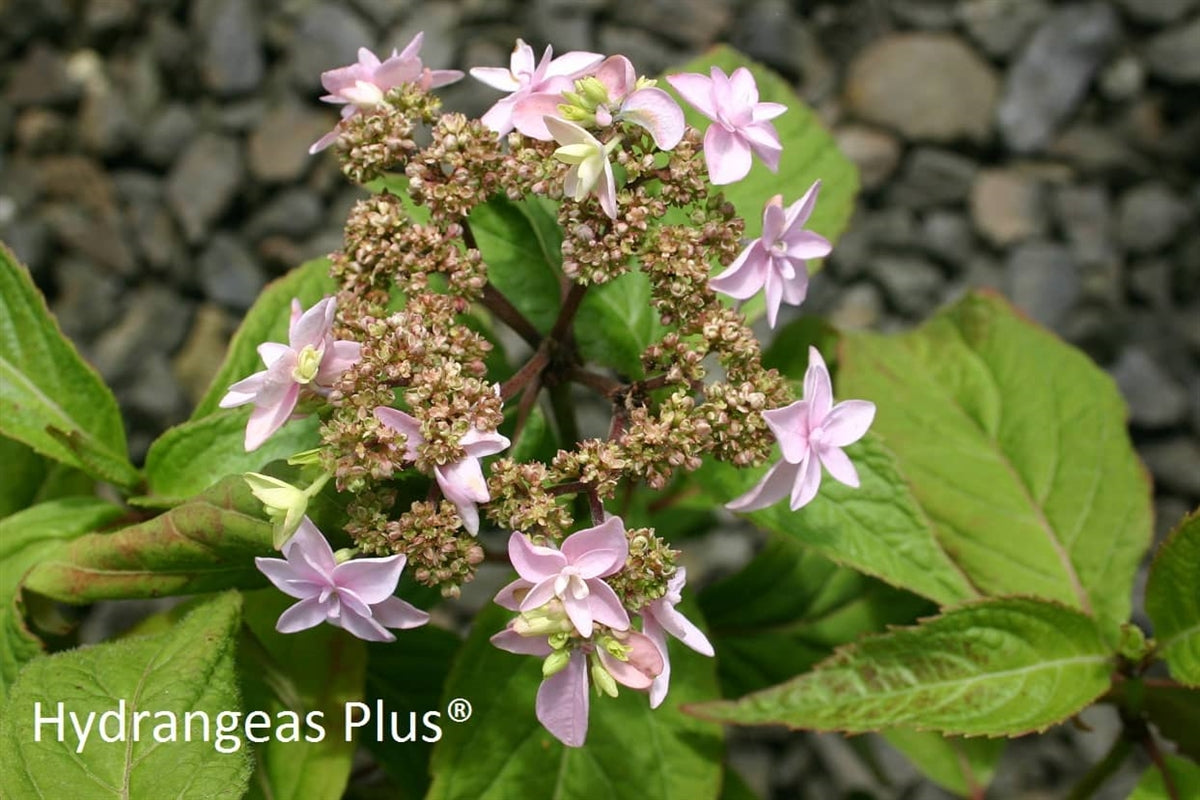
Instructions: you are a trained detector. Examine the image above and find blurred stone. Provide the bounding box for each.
[125,352,187,424]
[886,148,978,208]
[1099,53,1145,102]
[921,210,976,267]
[613,0,733,48]
[1048,123,1152,179]
[598,26,684,76]
[91,285,193,384]
[1145,18,1200,84]
[997,3,1120,153]
[196,0,265,96]
[845,33,998,142]
[198,233,267,311]
[44,204,136,277]
[85,0,137,37]
[1140,438,1200,498]
[51,257,123,340]
[957,0,1050,58]
[173,303,237,406]
[1177,234,1200,303]
[114,171,187,279]
[5,45,79,107]
[14,108,72,154]
[247,102,333,183]
[859,207,917,250]
[290,4,375,92]
[1,216,51,277]
[166,133,243,243]
[970,169,1047,246]
[1109,347,1189,428]
[868,254,944,317]
[828,282,884,330]
[246,189,325,242]
[834,124,901,191]
[385,2,461,67]
[1115,0,1199,24]
[1053,184,1116,266]
[1128,259,1172,309]
[351,0,412,26]
[140,103,198,168]
[1117,182,1190,254]
[732,0,805,76]
[79,83,135,158]
[1006,240,1081,331]
[890,1,956,28]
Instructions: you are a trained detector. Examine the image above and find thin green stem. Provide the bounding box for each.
[1065,737,1133,800]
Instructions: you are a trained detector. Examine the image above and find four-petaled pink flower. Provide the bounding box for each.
[497,517,630,638]
[254,517,429,642]
[374,406,510,535]
[514,55,684,149]
[728,347,876,512]
[710,182,831,328]
[309,35,464,153]
[545,116,620,219]
[666,66,786,184]
[220,296,361,451]
[641,568,713,708]
[470,39,602,137]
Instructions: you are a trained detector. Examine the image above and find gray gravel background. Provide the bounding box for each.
[1,0,1198,797]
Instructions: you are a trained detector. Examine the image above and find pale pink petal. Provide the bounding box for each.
[374,55,422,90]
[784,180,821,230]
[374,406,424,461]
[788,453,823,511]
[725,458,800,512]
[255,557,324,600]
[762,400,809,463]
[784,231,832,261]
[370,595,430,629]
[494,578,532,610]
[598,157,617,219]
[450,496,480,536]
[332,554,406,604]
[257,342,292,367]
[727,67,760,109]
[275,597,327,634]
[545,51,604,80]
[742,122,782,171]
[309,127,341,155]
[421,68,464,89]
[562,594,594,638]
[753,102,787,121]
[780,265,809,306]
[822,400,876,447]
[491,627,553,656]
[536,650,589,747]
[561,517,627,578]
[665,72,717,121]
[461,427,510,458]
[585,579,631,631]
[803,347,833,423]
[708,67,735,119]
[644,617,671,708]
[470,66,521,92]
[594,55,636,100]
[818,445,860,488]
[480,98,518,135]
[620,87,685,150]
[710,244,769,300]
[511,39,537,77]
[245,382,300,450]
[316,340,361,384]
[509,533,568,581]
[598,631,663,690]
[703,125,752,185]
[290,297,335,350]
[512,93,565,140]
[649,603,714,656]
[521,576,560,611]
[436,458,490,505]
[760,195,786,245]
[219,370,268,408]
[397,32,424,61]
[285,517,338,574]
[763,267,784,329]
[335,605,395,642]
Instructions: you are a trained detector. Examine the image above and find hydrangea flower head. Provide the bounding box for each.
[219,297,361,451]
[727,347,875,512]
[254,517,429,642]
[374,406,510,535]
[666,66,786,184]
[641,567,713,708]
[710,182,831,328]
[470,39,603,137]
[310,35,464,153]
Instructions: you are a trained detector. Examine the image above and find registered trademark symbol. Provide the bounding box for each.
[447,697,472,722]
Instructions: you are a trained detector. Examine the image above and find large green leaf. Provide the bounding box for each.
[837,291,1152,631]
[699,533,934,697]
[574,268,667,378]
[0,497,125,700]
[21,476,273,603]
[881,729,1004,798]
[192,257,337,420]
[0,435,94,518]
[470,195,563,335]
[241,590,366,800]
[1129,755,1200,800]
[143,409,321,507]
[1139,681,1200,762]
[0,592,250,799]
[688,598,1114,737]
[1145,510,1200,687]
[363,626,462,799]
[695,434,979,608]
[427,605,723,800]
[0,245,139,488]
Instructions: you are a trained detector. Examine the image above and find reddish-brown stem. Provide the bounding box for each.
[586,489,605,525]
[549,281,589,344]
[510,374,543,443]
[1145,732,1180,800]
[501,347,550,400]
[481,283,541,349]
[547,480,590,496]
[568,366,624,398]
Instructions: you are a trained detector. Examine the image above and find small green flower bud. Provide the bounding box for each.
[590,655,619,698]
[543,649,572,678]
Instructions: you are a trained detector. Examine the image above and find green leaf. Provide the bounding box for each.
[1129,755,1200,800]
[881,729,1004,798]
[0,435,49,517]
[688,598,1114,737]
[837,291,1152,631]
[363,626,461,799]
[508,405,558,465]
[699,533,934,697]
[0,245,140,488]
[1146,510,1200,687]
[694,433,979,608]
[719,769,762,800]
[143,409,321,507]
[574,268,667,378]
[241,589,366,800]
[0,592,250,799]
[1140,682,1200,762]
[192,257,337,420]
[21,476,273,603]
[470,195,563,334]
[0,497,125,700]
[428,605,723,800]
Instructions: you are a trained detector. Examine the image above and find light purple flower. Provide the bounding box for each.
[497,517,630,638]
[470,39,602,137]
[666,66,786,184]
[373,406,510,535]
[640,568,713,708]
[710,183,831,328]
[513,55,684,149]
[309,35,464,153]
[728,347,876,513]
[545,116,619,219]
[254,517,429,642]
[219,297,361,451]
